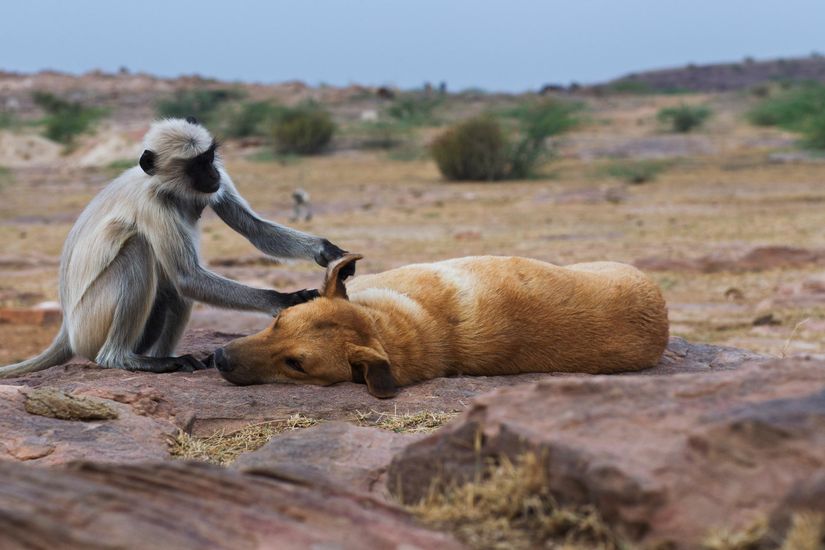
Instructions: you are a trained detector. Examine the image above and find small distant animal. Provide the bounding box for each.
[0,117,351,379]
[376,86,396,100]
[212,254,670,398]
[291,188,312,222]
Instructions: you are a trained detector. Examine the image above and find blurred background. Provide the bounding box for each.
[2,0,825,362]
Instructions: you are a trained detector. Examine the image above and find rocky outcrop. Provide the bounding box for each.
[388,358,825,547]
[0,460,463,550]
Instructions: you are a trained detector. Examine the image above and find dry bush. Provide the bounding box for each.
[431,117,509,181]
[272,105,335,155]
[355,410,457,433]
[781,513,825,550]
[411,452,619,550]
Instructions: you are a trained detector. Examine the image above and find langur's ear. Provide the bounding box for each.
[186,116,199,125]
[346,342,398,399]
[323,253,363,300]
[139,150,156,175]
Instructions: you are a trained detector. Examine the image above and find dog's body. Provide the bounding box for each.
[215,255,670,397]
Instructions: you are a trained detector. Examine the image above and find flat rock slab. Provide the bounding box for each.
[0,384,175,465]
[4,332,767,443]
[0,460,463,550]
[233,422,423,499]
[388,358,825,548]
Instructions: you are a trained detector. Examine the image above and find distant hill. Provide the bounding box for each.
[604,55,825,92]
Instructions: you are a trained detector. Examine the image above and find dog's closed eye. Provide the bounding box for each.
[284,357,305,373]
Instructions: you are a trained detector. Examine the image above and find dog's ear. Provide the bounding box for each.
[346,342,398,399]
[323,253,363,299]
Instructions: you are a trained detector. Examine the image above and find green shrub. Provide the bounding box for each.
[0,112,17,129]
[802,111,825,150]
[601,160,669,184]
[431,117,509,181]
[747,83,825,149]
[748,84,825,130]
[433,102,581,181]
[657,104,711,133]
[223,101,284,138]
[32,92,105,145]
[0,165,12,190]
[156,88,243,124]
[386,95,441,126]
[271,105,335,155]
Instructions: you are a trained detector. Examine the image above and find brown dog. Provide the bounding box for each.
[213,254,669,397]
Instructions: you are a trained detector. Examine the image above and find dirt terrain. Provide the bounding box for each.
[1,70,825,548]
[1,71,823,361]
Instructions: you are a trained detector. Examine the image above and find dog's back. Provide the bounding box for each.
[348,256,669,376]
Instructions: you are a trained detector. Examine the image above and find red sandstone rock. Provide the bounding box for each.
[0,460,464,550]
[387,358,825,547]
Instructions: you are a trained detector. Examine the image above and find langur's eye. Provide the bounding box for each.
[284,357,305,373]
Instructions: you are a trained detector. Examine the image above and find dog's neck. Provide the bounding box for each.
[349,295,458,386]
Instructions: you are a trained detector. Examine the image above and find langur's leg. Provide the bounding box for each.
[92,237,205,373]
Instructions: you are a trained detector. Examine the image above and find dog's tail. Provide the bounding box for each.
[0,324,72,379]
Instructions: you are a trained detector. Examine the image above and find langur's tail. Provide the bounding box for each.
[0,324,73,379]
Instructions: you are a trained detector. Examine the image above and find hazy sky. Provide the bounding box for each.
[1,1,823,92]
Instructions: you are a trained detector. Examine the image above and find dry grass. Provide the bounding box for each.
[703,513,825,550]
[411,452,619,550]
[703,518,768,550]
[781,513,825,550]
[168,413,318,465]
[354,409,458,433]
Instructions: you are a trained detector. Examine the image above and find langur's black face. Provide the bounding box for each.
[185,141,221,193]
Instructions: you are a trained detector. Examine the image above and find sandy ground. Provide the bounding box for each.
[1,91,823,364]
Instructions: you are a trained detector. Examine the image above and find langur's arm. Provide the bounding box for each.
[210,176,346,267]
[147,222,315,314]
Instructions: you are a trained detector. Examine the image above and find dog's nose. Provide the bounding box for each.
[213,347,233,373]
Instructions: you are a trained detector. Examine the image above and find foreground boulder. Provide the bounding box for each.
[233,422,423,499]
[388,358,825,547]
[0,460,463,550]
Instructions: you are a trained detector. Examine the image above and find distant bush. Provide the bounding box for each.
[271,105,335,155]
[32,92,106,145]
[657,104,711,133]
[802,112,825,150]
[601,160,669,184]
[386,95,441,126]
[0,112,17,129]
[223,101,284,138]
[0,165,12,189]
[607,80,653,94]
[359,120,406,150]
[432,103,580,181]
[747,83,825,149]
[156,88,244,124]
[431,117,508,181]
[502,99,581,179]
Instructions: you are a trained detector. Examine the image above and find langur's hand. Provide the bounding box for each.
[285,288,321,307]
[314,239,353,276]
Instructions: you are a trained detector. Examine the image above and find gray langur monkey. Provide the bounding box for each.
[0,117,352,378]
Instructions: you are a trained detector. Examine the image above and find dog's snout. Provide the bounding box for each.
[213,347,233,373]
